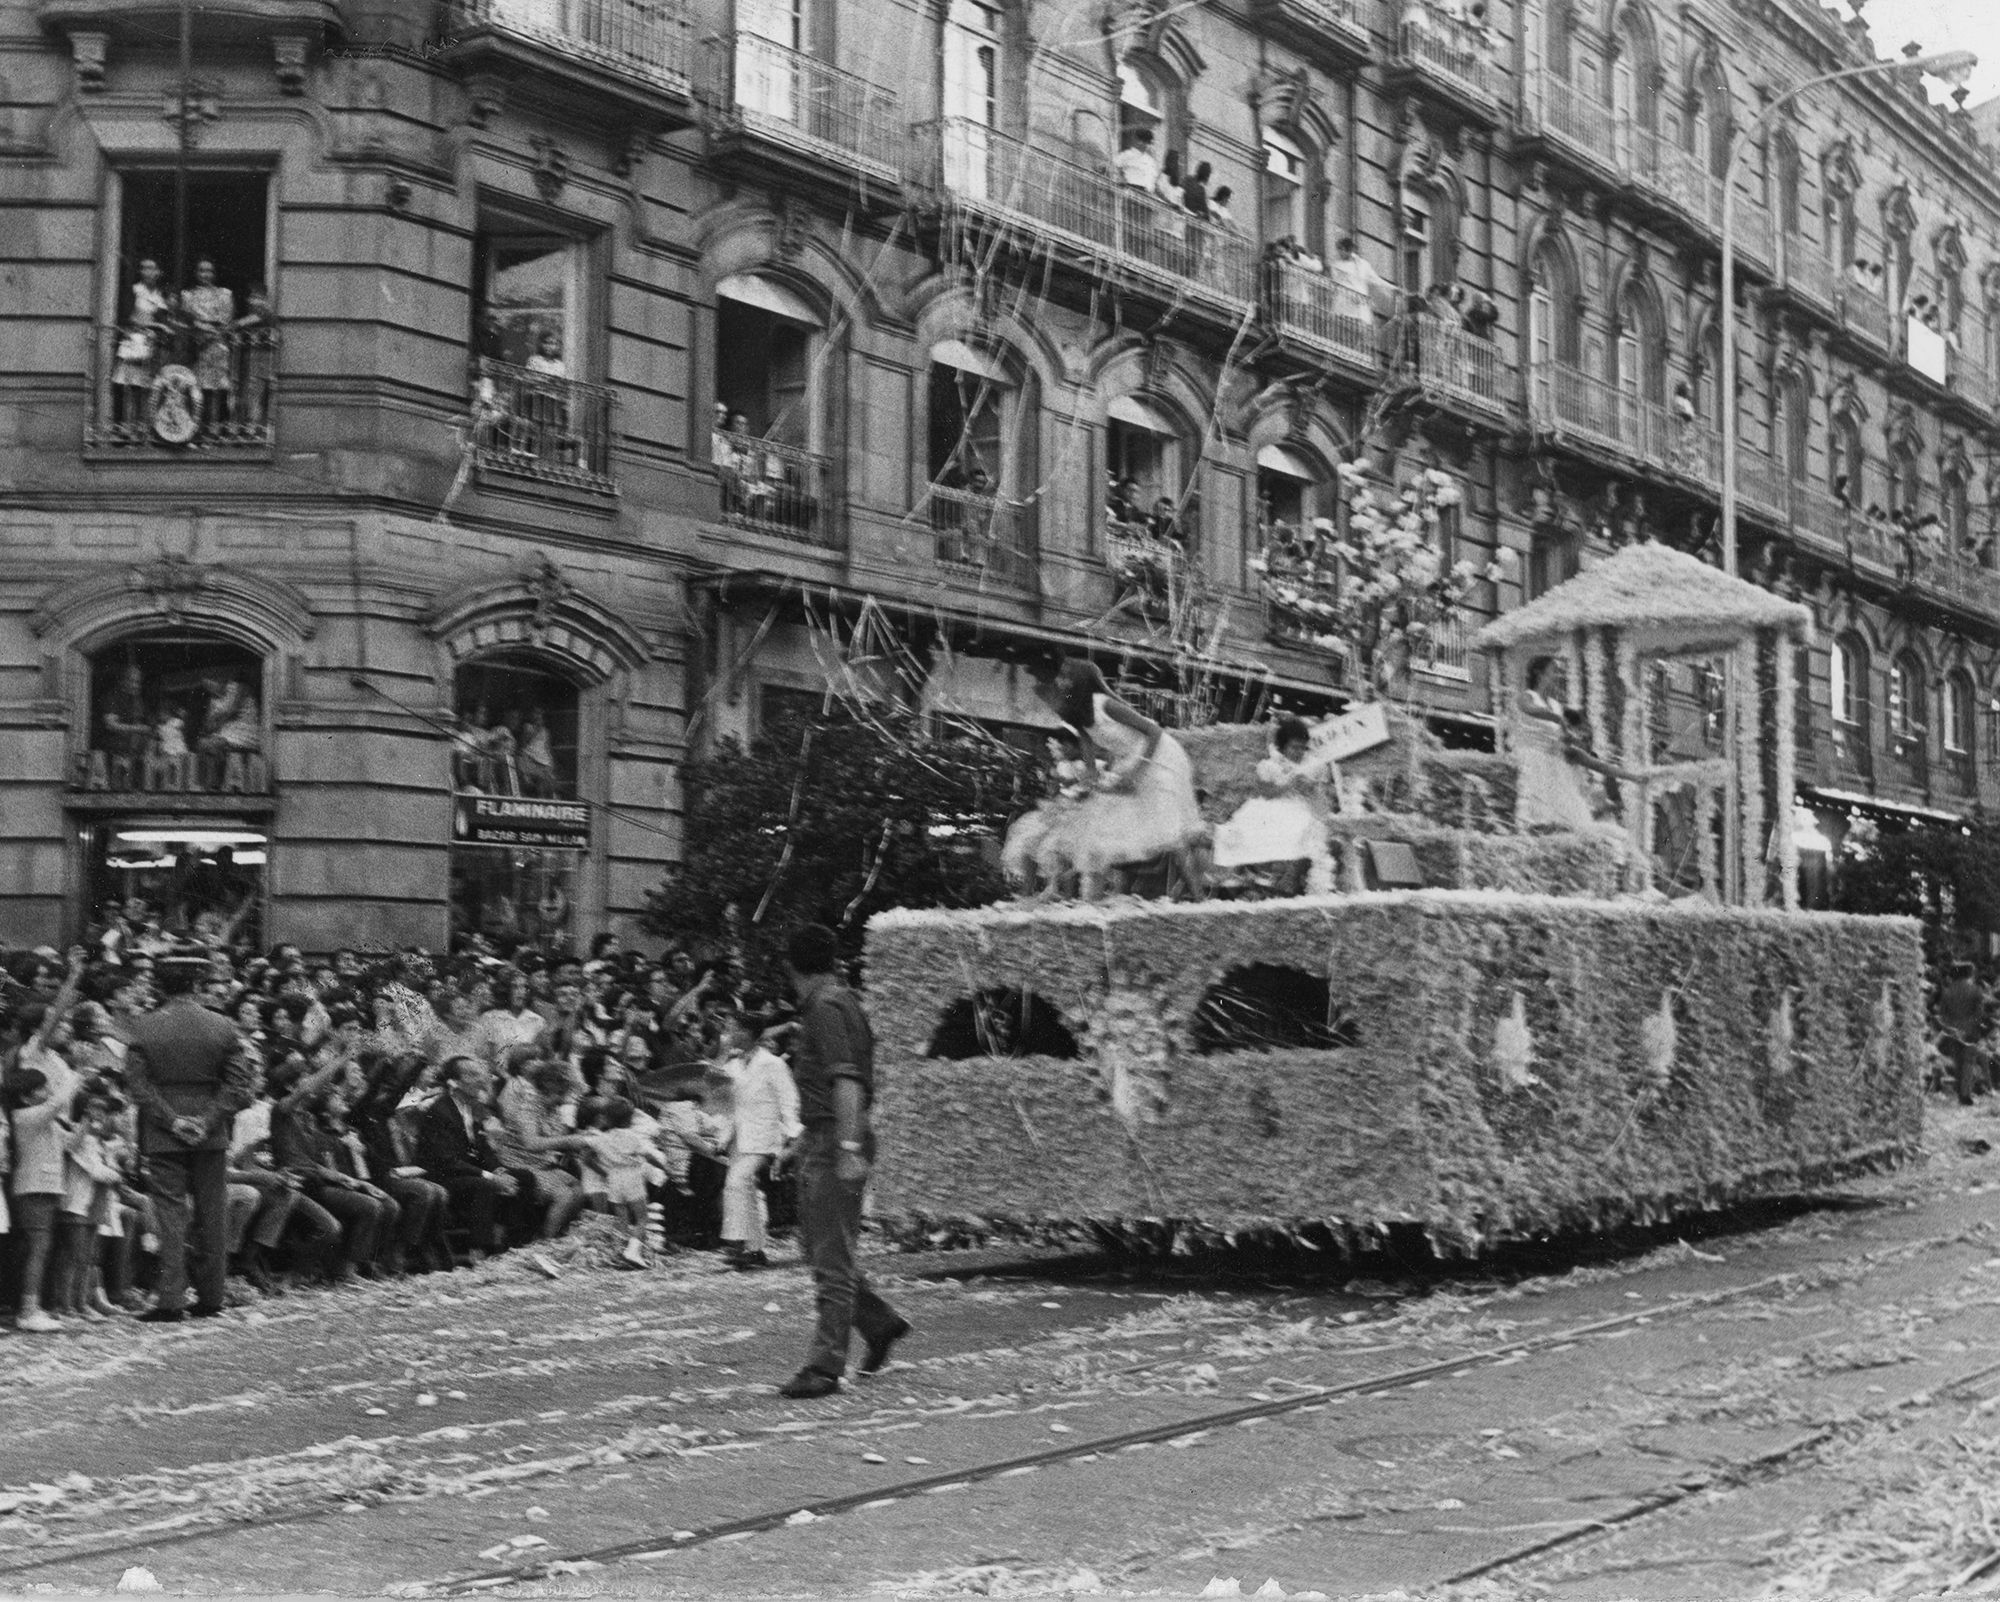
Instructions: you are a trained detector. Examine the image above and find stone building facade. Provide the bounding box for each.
[0,0,1993,948]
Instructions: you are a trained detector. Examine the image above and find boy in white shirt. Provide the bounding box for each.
[713,1012,802,1270]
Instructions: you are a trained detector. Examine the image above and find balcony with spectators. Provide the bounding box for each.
[913,120,1258,325]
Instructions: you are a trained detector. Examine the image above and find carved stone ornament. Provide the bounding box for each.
[273,34,309,95]
[774,193,808,260]
[525,555,572,643]
[162,80,223,143]
[71,31,108,92]
[530,134,570,202]
[130,553,210,624]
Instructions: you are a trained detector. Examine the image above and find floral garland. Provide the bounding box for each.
[1774,634,1799,910]
[1107,526,1185,600]
[1736,636,1762,907]
[1249,466,1511,687]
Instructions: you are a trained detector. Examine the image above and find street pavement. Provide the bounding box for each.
[9,1102,2000,1600]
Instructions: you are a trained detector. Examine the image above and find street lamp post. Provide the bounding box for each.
[1718,47,1977,576]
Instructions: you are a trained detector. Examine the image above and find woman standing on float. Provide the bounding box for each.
[1043,659,1207,901]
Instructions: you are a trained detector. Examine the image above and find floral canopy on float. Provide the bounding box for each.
[1473,541,1814,909]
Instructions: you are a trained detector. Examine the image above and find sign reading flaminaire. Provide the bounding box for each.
[452,794,591,851]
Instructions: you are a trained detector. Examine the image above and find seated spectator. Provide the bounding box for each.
[351,1052,452,1274]
[492,1058,589,1242]
[415,1057,518,1262]
[270,1057,396,1284]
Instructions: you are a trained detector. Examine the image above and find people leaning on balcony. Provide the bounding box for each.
[1114,128,1159,191]
[1207,186,1236,233]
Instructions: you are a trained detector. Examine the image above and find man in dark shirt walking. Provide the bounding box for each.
[775,923,909,1398]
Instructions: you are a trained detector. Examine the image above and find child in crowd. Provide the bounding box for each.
[713,1011,801,1271]
[580,1096,669,1268]
[9,1064,74,1331]
[56,1089,122,1321]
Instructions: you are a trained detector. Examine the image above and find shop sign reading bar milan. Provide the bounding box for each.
[453,794,592,851]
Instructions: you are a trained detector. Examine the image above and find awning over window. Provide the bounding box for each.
[931,338,1010,381]
[717,273,820,326]
[1107,395,1176,434]
[1256,443,1317,479]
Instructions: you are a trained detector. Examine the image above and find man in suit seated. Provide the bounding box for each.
[415,1056,518,1263]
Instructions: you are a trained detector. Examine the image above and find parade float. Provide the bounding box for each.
[865,543,1928,1254]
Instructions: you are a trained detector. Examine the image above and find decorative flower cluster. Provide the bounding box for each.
[1251,465,1513,686]
[1109,528,1185,599]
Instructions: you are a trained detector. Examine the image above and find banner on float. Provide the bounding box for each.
[452,794,592,851]
[1307,702,1392,767]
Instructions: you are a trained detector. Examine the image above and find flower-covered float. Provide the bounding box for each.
[866,544,1925,1253]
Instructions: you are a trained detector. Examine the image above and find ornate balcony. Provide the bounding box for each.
[1407,315,1509,422]
[1410,614,1473,683]
[37,0,341,56]
[1516,72,1619,184]
[931,486,1037,590]
[705,31,902,194]
[1776,236,1842,323]
[441,0,695,128]
[87,322,275,454]
[1246,0,1372,69]
[1386,3,1498,124]
[470,357,614,496]
[713,429,836,546]
[914,119,1257,321]
[1262,256,1379,375]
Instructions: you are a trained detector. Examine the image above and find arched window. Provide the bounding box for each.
[1104,393,1196,548]
[1944,669,1975,757]
[1944,467,1972,555]
[1528,236,1581,414]
[942,0,1001,194]
[1773,131,1802,240]
[1261,127,1322,257]
[1117,58,1171,152]
[1772,371,1810,482]
[80,631,272,950]
[1613,279,1662,408]
[926,337,1038,568]
[1609,7,1660,162]
[713,273,828,539]
[1889,652,1927,745]
[1689,58,1731,181]
[451,653,585,952]
[1831,635,1867,730]
[1829,410,1864,509]
[1888,437,1924,520]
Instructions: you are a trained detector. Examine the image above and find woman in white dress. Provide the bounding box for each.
[1212,717,1337,895]
[1046,659,1207,901]
[1513,658,1630,831]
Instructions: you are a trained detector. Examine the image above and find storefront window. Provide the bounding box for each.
[449,655,587,956]
[89,820,265,951]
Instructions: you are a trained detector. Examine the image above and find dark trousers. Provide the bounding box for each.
[797,1128,900,1381]
[380,1175,449,1256]
[307,1184,398,1267]
[439,1172,508,1251]
[149,1147,229,1313]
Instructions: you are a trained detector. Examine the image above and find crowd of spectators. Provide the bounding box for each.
[0,909,807,1332]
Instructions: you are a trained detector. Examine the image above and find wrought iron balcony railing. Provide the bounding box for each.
[471,356,614,494]
[1262,256,1378,368]
[446,0,692,97]
[88,321,276,451]
[916,118,1258,313]
[1390,4,1496,107]
[713,428,836,546]
[930,485,1037,588]
[714,31,902,181]
[1409,314,1505,416]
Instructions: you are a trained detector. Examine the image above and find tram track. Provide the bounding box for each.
[418,1268,1817,1595]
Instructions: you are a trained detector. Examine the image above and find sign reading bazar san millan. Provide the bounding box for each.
[452,794,592,852]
